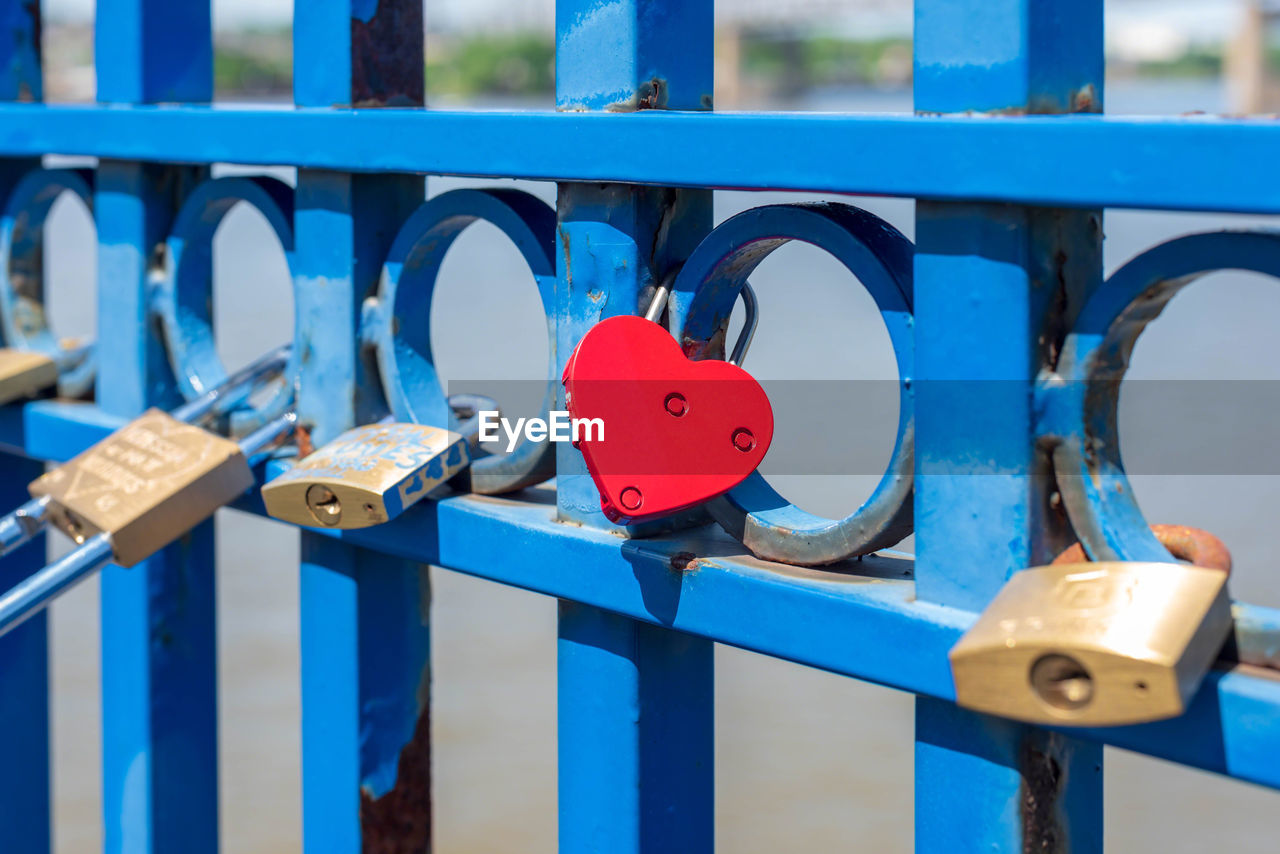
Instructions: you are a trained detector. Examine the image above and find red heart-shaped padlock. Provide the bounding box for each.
[562,315,774,524]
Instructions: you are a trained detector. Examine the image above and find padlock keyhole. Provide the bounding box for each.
[305,485,343,527]
[1029,653,1094,712]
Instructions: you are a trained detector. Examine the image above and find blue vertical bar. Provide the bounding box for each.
[0,0,41,102]
[96,0,211,104]
[95,4,217,853]
[293,4,431,851]
[555,3,715,852]
[559,603,714,854]
[913,2,1105,852]
[0,452,49,854]
[0,4,47,851]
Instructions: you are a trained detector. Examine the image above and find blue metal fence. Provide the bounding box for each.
[1,0,1278,851]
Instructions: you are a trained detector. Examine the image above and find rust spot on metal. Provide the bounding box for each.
[670,551,699,572]
[24,0,41,80]
[295,423,315,458]
[608,77,669,112]
[1071,84,1100,114]
[350,0,425,107]
[1020,736,1067,853]
[1053,523,1232,573]
[360,706,431,854]
[636,78,667,110]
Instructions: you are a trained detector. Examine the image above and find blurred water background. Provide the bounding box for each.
[29,1,1280,851]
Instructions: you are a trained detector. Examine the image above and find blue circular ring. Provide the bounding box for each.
[374,188,558,494]
[1051,230,1280,563]
[155,176,297,431]
[0,167,96,398]
[668,202,915,566]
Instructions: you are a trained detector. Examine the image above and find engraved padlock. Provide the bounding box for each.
[261,395,495,530]
[948,559,1232,726]
[23,345,293,568]
[0,400,295,639]
[29,409,256,567]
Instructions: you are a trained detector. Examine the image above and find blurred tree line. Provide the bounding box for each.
[209,29,1249,101]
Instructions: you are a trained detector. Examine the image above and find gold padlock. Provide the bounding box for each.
[29,408,254,567]
[0,348,58,405]
[948,560,1232,726]
[262,422,470,529]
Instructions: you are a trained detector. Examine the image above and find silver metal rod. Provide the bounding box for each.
[0,495,51,557]
[728,282,759,368]
[0,345,293,559]
[171,343,291,425]
[0,533,112,638]
[0,408,298,640]
[240,410,297,460]
[54,342,93,373]
[644,282,670,323]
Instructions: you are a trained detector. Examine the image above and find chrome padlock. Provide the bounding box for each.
[261,396,494,530]
[949,558,1232,726]
[30,409,256,567]
[0,348,58,405]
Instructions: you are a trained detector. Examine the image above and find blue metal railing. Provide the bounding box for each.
[0,1,1276,852]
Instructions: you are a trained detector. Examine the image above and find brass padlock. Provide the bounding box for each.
[262,395,495,530]
[262,422,471,529]
[29,409,254,567]
[0,348,58,405]
[948,561,1232,726]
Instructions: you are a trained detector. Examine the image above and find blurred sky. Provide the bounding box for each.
[40,0,1251,43]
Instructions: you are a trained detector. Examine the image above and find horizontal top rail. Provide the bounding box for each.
[5,105,1280,213]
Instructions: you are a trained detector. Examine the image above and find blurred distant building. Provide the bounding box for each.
[36,0,1280,110]
[1225,1,1280,112]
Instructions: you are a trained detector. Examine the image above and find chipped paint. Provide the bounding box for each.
[350,0,424,107]
[360,706,432,854]
[1020,735,1068,853]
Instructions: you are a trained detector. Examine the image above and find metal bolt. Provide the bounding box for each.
[1030,654,1094,711]
[619,487,643,512]
[306,484,343,527]
[732,428,756,453]
[664,392,688,418]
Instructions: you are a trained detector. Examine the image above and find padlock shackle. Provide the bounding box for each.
[53,341,93,373]
[0,407,298,640]
[0,494,51,557]
[0,344,294,561]
[1054,524,1232,574]
[171,343,292,426]
[239,409,299,461]
[0,532,113,638]
[643,275,674,323]
[646,276,758,366]
[727,283,758,368]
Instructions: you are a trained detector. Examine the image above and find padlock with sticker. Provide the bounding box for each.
[561,280,773,525]
[261,395,497,530]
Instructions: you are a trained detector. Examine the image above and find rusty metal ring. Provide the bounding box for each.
[0,167,97,399]
[666,202,914,566]
[1053,524,1232,573]
[1047,230,1280,565]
